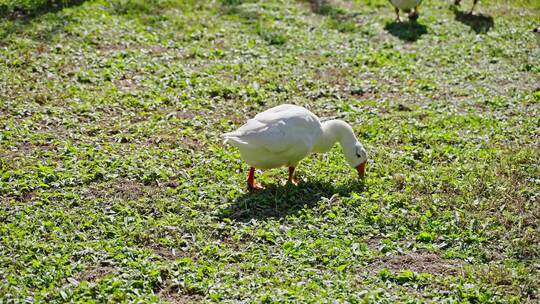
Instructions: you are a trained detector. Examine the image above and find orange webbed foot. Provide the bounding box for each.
[286,179,298,186]
[248,182,265,191]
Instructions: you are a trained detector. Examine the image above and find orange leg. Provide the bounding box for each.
[408,6,419,21]
[247,167,264,191]
[288,166,298,186]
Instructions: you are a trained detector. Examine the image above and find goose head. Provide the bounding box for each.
[316,120,368,178]
[344,141,368,178]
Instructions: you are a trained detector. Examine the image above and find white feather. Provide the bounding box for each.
[390,0,422,11]
[222,104,368,170]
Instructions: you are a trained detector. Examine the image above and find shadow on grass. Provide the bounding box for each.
[216,0,287,44]
[220,179,366,222]
[384,20,428,42]
[307,0,360,32]
[0,0,86,20]
[0,0,86,42]
[309,0,343,16]
[0,0,186,43]
[453,9,494,34]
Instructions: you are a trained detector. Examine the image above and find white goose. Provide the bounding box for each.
[454,0,479,15]
[389,0,423,22]
[222,104,368,190]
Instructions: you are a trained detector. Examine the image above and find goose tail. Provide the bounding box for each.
[221,132,247,146]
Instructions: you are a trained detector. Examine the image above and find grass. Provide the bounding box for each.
[0,0,539,302]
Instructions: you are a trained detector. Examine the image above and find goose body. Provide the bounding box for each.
[223,104,368,190]
[390,0,422,11]
[454,0,479,14]
[388,0,422,21]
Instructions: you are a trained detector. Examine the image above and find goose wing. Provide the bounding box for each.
[223,104,321,153]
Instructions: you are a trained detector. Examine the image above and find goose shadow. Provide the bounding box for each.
[218,179,367,222]
[0,0,87,42]
[308,0,344,16]
[384,20,428,42]
[0,0,86,20]
[453,9,494,34]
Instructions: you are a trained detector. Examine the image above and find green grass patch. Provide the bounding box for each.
[1,0,539,302]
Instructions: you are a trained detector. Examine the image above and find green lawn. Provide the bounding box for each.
[1,0,539,302]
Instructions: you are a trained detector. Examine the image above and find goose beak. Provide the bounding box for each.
[356,161,366,178]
